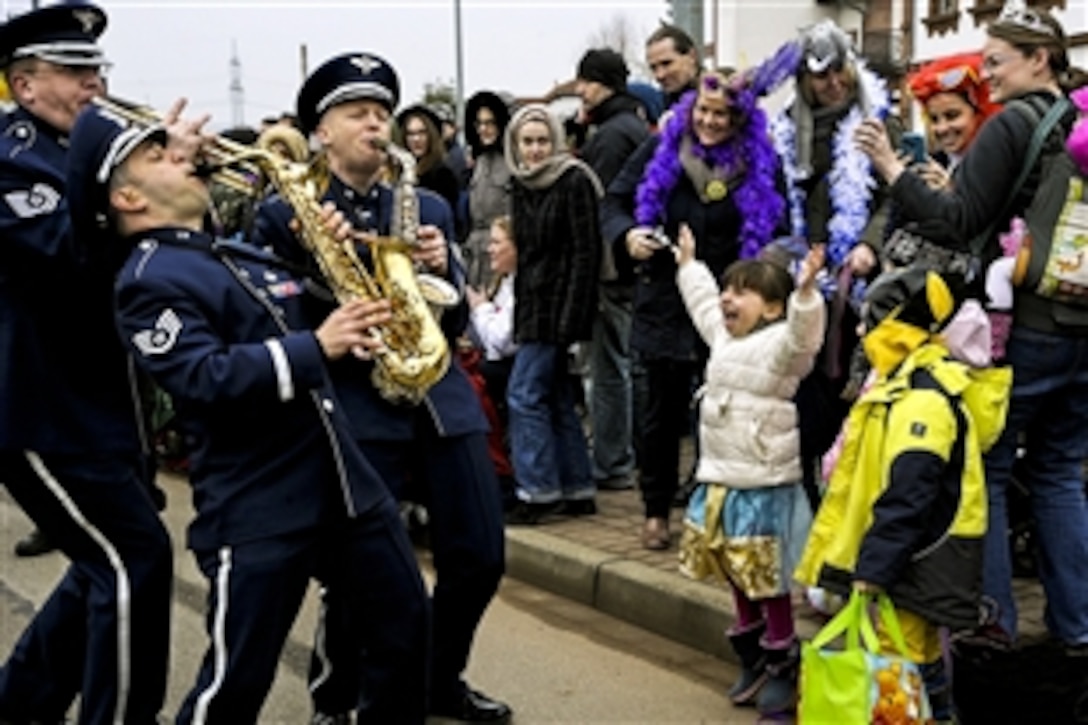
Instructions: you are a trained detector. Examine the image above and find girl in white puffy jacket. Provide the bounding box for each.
[673,223,826,717]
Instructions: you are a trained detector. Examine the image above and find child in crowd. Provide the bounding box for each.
[674,224,826,718]
[464,215,519,508]
[795,267,1011,723]
[467,215,518,371]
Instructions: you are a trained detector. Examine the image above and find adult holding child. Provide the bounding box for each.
[855,0,1088,651]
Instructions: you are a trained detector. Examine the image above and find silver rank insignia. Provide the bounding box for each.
[72,9,99,33]
[4,183,60,218]
[351,55,381,75]
[132,308,183,356]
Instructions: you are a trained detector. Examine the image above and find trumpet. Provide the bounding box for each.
[93,95,269,198]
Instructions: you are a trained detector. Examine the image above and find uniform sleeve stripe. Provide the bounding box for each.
[264,338,294,402]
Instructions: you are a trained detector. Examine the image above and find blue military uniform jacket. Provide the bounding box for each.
[252,175,488,441]
[0,107,142,456]
[114,227,390,551]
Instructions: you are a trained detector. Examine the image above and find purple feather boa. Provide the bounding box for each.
[634,88,782,260]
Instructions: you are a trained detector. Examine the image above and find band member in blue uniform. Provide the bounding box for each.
[252,52,510,723]
[0,4,174,723]
[66,103,432,722]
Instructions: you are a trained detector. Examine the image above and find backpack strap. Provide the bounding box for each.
[968,96,1071,260]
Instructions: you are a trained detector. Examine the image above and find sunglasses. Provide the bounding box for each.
[937,65,979,90]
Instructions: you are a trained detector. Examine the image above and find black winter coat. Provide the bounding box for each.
[579,93,650,189]
[512,166,601,345]
[602,135,787,361]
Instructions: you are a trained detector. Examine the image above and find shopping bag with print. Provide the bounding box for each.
[799,590,933,724]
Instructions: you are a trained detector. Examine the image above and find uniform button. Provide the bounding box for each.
[322,398,335,412]
[139,240,154,250]
[264,270,278,282]
[238,268,250,279]
[256,289,268,299]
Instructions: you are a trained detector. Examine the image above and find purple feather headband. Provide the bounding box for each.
[634,40,802,259]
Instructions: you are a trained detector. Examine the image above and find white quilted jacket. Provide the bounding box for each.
[677,260,827,489]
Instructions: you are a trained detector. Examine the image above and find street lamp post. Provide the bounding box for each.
[454,0,465,144]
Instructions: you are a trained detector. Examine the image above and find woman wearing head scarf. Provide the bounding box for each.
[856,2,1088,652]
[601,46,797,550]
[502,104,603,524]
[463,90,513,290]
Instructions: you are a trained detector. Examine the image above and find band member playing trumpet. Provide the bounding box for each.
[252,52,510,723]
[66,104,432,722]
[0,4,174,722]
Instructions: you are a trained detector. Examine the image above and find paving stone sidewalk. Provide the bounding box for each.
[504,483,1050,663]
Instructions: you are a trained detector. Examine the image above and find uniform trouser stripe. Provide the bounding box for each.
[309,587,334,696]
[264,338,294,402]
[193,547,233,725]
[24,450,133,725]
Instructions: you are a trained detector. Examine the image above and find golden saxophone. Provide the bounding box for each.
[92,96,451,405]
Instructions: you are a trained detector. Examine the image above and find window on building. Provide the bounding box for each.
[924,0,960,36]
[972,0,1066,27]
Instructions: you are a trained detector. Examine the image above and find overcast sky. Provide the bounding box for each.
[38,1,670,129]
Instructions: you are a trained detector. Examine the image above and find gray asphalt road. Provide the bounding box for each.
[0,475,758,724]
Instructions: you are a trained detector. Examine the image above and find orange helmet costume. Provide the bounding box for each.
[907,52,1000,125]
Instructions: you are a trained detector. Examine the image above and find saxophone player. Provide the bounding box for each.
[66,104,432,722]
[252,53,510,724]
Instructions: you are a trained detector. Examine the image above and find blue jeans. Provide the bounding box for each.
[587,283,635,481]
[983,325,1088,644]
[508,342,594,503]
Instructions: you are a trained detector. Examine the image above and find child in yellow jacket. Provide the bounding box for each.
[795,267,1011,721]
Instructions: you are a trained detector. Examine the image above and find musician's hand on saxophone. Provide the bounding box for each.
[315,299,392,361]
[414,224,449,276]
[161,97,211,164]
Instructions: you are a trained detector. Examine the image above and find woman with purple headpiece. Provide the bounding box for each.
[600,43,799,554]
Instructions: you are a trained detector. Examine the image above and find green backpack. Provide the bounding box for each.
[1006,96,1088,311]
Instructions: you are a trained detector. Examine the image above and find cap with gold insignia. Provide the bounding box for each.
[66,104,167,241]
[0,1,108,68]
[296,52,400,135]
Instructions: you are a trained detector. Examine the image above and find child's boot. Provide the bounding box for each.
[756,639,799,716]
[726,623,768,706]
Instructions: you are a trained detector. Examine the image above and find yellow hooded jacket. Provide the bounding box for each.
[795,342,1011,630]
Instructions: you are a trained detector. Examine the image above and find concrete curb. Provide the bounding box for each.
[505,528,737,662]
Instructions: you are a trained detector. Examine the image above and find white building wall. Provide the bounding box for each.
[713,2,861,70]
[710,1,866,112]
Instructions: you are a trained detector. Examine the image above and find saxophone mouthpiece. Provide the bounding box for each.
[192,162,220,179]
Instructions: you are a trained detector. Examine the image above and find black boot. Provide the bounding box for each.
[726,624,768,706]
[14,528,56,558]
[756,640,799,716]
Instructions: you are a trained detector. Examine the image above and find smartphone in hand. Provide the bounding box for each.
[899,132,927,165]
